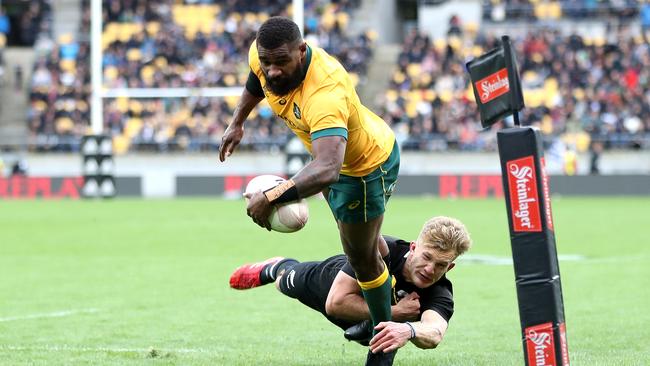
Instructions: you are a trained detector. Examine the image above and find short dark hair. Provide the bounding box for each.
[256,16,302,49]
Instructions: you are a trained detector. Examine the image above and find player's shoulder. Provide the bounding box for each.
[382,235,411,249]
[248,40,260,69]
[305,43,348,87]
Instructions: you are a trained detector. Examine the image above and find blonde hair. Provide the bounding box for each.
[416,216,472,257]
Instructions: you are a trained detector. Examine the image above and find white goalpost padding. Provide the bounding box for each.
[89,0,305,135]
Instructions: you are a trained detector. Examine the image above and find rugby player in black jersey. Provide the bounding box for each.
[230,216,472,354]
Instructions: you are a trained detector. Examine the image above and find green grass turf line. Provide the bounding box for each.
[0,197,648,365]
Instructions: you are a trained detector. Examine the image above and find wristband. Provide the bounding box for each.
[405,322,416,340]
[263,179,299,204]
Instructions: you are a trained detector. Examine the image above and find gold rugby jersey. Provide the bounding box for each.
[248,41,395,177]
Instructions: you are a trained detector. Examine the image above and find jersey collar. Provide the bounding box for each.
[301,45,312,81]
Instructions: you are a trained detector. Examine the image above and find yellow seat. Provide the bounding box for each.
[58,33,73,45]
[125,118,143,138]
[223,74,237,87]
[336,12,349,30]
[116,97,130,113]
[548,2,562,19]
[406,64,421,79]
[405,101,418,118]
[424,89,437,102]
[392,71,406,84]
[59,59,76,73]
[385,90,398,102]
[146,22,160,36]
[55,117,74,133]
[112,134,130,155]
[126,48,142,62]
[129,100,143,116]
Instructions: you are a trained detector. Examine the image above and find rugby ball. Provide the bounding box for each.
[244,175,309,233]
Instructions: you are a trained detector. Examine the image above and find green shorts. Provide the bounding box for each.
[327,142,400,223]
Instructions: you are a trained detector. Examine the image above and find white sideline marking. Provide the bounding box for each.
[0,308,99,322]
[459,254,587,266]
[0,345,208,354]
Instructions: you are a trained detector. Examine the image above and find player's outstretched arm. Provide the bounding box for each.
[243,135,345,230]
[219,87,264,162]
[325,271,420,322]
[369,309,449,353]
[406,309,448,349]
[325,271,370,321]
[291,135,345,198]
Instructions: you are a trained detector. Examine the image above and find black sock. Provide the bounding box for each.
[260,258,298,285]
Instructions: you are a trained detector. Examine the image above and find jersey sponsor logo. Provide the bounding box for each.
[293,103,302,120]
[475,68,510,104]
[506,155,542,232]
[525,322,557,366]
[347,200,361,210]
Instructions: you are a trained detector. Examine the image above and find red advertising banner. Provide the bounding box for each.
[0,177,84,199]
[525,322,557,366]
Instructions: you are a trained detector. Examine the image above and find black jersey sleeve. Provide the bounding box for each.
[417,276,454,321]
[340,235,407,279]
[340,254,392,279]
[245,70,265,97]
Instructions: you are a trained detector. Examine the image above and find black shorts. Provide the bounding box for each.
[278,256,356,330]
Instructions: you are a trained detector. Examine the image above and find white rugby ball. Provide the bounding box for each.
[244,175,309,233]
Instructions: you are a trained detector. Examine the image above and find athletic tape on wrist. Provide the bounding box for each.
[264,179,299,204]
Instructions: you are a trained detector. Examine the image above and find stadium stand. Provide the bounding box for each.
[382,10,650,152]
[27,0,372,153]
[24,0,650,154]
[483,0,640,22]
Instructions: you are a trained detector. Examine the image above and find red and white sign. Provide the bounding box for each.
[475,68,510,104]
[540,158,554,231]
[0,177,83,199]
[559,322,570,365]
[507,155,542,232]
[526,322,557,366]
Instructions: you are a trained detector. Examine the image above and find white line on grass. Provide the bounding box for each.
[459,254,587,265]
[459,253,647,265]
[0,308,99,322]
[0,345,210,354]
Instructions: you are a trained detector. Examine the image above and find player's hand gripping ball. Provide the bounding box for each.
[244,175,309,233]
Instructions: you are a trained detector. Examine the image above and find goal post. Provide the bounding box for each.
[89,0,305,134]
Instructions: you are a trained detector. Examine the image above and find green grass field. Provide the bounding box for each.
[1,197,648,365]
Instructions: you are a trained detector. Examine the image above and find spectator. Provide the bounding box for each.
[28,0,373,153]
[641,1,650,42]
[0,8,10,35]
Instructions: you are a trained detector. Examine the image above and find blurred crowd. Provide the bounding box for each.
[483,0,643,21]
[23,0,650,154]
[1,0,51,88]
[380,24,650,152]
[27,0,372,152]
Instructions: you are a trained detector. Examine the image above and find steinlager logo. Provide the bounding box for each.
[525,322,557,366]
[475,68,510,104]
[506,155,542,232]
